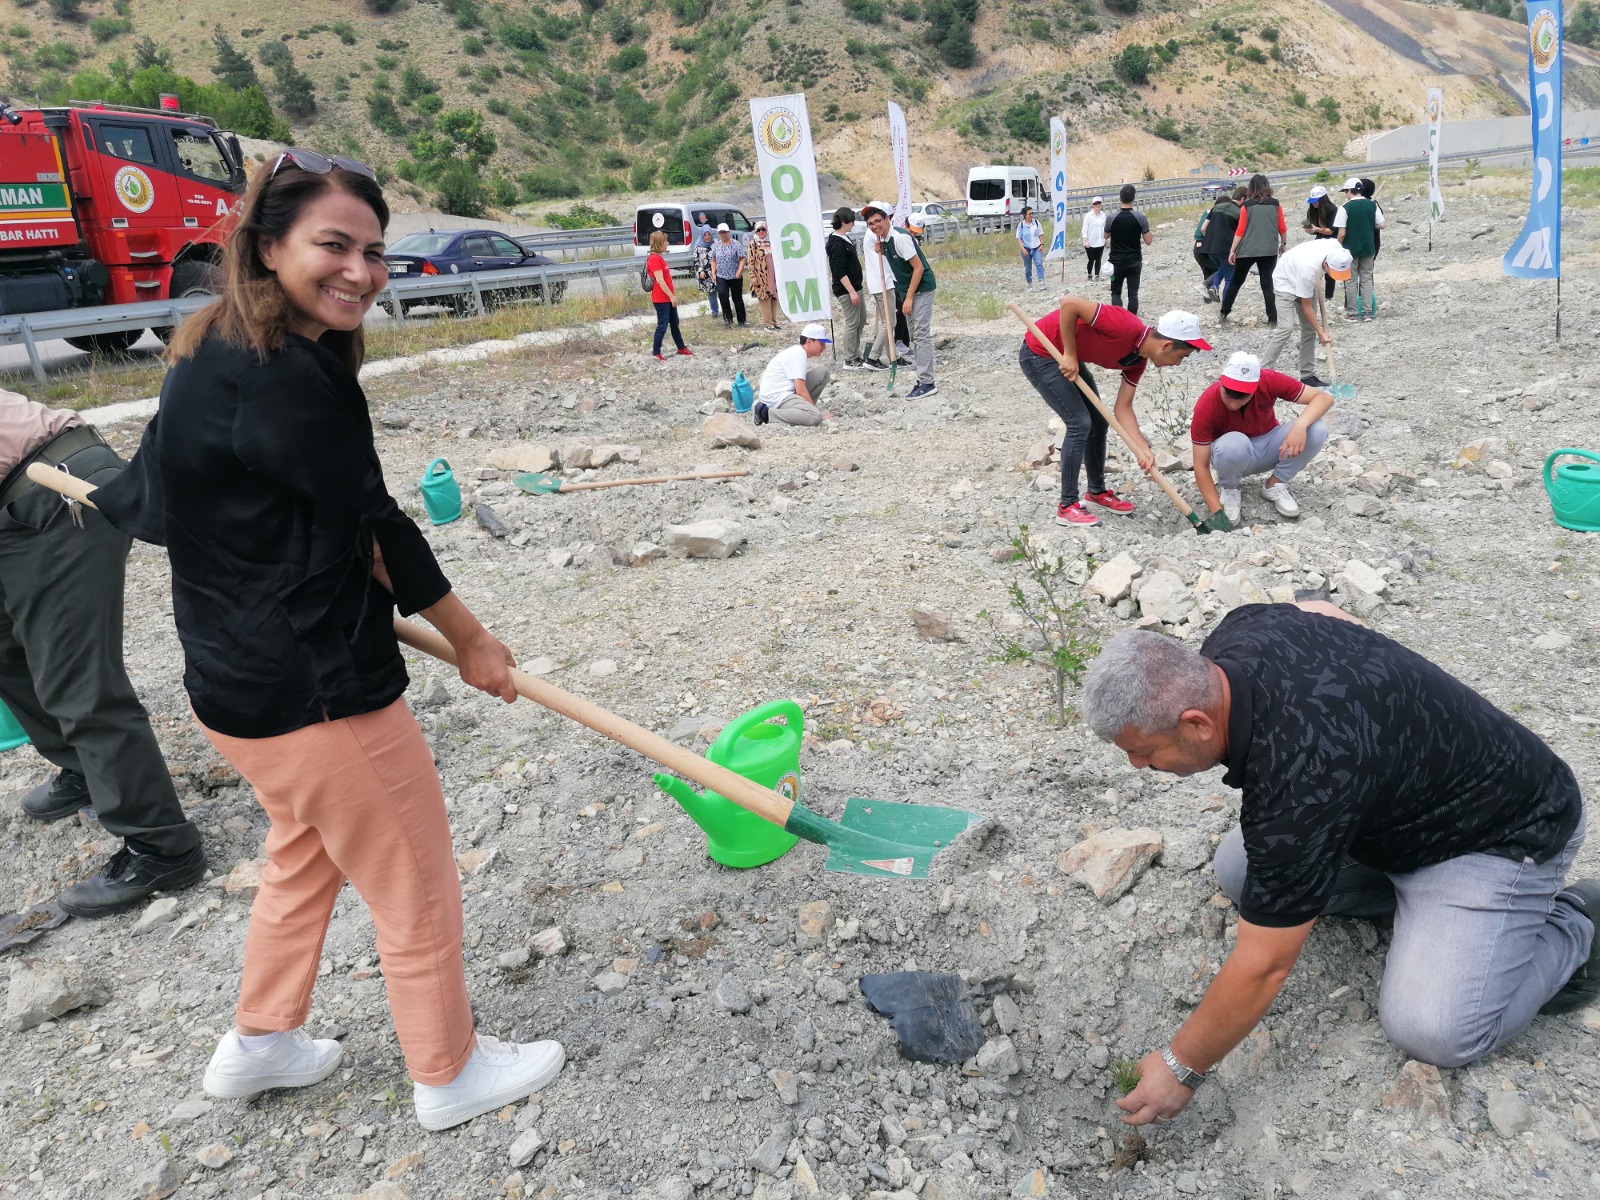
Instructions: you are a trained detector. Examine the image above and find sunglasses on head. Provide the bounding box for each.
[268,148,377,182]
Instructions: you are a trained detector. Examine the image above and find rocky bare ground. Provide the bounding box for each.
[2,180,1599,1200]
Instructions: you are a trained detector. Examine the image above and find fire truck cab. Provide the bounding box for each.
[0,98,247,352]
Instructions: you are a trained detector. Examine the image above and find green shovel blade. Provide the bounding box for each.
[784,798,985,879]
[1328,383,1358,401]
[513,472,565,495]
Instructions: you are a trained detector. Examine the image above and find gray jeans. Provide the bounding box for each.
[1343,255,1377,314]
[834,290,866,362]
[768,361,830,426]
[907,290,935,387]
[1214,810,1593,1068]
[1208,420,1328,488]
[1262,292,1318,377]
[0,446,198,857]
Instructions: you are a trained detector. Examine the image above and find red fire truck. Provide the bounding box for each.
[0,98,247,352]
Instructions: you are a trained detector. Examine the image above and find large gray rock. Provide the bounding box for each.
[1085,552,1141,604]
[1487,1090,1534,1138]
[1058,828,1164,903]
[485,443,556,473]
[703,413,762,449]
[508,1126,545,1167]
[7,959,110,1031]
[1136,570,1195,625]
[748,1122,794,1174]
[663,519,745,560]
[974,1035,1021,1077]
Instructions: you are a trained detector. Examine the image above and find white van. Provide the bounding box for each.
[633,201,754,256]
[966,166,1043,222]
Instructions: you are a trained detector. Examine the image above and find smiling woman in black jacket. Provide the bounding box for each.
[93,150,564,1132]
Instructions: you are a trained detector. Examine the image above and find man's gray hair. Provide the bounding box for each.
[1080,631,1215,740]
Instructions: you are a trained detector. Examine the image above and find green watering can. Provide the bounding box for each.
[419,458,463,526]
[0,698,29,753]
[654,699,802,868]
[1544,449,1600,533]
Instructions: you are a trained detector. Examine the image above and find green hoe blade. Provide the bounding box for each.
[784,798,985,879]
[513,471,565,495]
[1328,382,1358,401]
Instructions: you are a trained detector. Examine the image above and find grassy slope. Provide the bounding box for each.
[4,0,1592,214]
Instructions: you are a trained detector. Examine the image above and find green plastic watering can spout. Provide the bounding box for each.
[654,772,712,827]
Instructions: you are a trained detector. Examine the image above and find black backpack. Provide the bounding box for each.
[640,264,655,293]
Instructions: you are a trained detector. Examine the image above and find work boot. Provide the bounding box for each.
[1540,879,1600,1015]
[22,769,93,823]
[57,844,208,918]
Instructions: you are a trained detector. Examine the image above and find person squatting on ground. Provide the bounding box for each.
[0,390,205,916]
[710,224,747,327]
[645,231,692,362]
[861,205,938,400]
[1018,298,1211,527]
[1106,184,1152,315]
[827,207,866,370]
[747,222,781,332]
[752,324,833,427]
[1260,241,1353,387]
[1221,174,1287,325]
[1081,197,1106,281]
[1080,609,1598,1128]
[1200,185,1243,301]
[1190,351,1332,525]
[1335,176,1385,319]
[90,149,566,1132]
[1016,206,1045,289]
[693,229,720,319]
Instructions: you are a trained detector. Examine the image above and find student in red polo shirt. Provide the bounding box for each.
[1020,298,1211,526]
[1191,351,1335,525]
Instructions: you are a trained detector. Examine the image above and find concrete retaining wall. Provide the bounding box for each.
[1367,109,1600,161]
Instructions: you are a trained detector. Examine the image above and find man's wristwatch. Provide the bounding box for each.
[1161,1046,1206,1090]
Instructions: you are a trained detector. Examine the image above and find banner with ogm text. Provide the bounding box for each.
[1503,1,1561,278]
[1045,117,1068,261]
[887,101,912,231]
[749,94,830,321]
[1425,88,1445,223]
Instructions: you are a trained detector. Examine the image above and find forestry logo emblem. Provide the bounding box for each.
[113,165,155,214]
[1530,9,1558,74]
[759,108,802,159]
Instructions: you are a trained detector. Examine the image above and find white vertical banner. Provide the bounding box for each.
[1045,117,1068,261]
[887,101,912,230]
[1426,88,1445,223]
[749,94,830,321]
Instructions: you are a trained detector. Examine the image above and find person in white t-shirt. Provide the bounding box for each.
[1080,197,1107,281]
[753,323,833,427]
[861,200,897,371]
[1260,241,1353,385]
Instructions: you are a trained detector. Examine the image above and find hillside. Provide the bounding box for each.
[3,0,1598,216]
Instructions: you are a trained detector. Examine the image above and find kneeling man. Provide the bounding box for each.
[754,323,832,427]
[1079,604,1596,1126]
[1191,351,1332,524]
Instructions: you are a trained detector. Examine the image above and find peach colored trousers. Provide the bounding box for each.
[197,697,475,1085]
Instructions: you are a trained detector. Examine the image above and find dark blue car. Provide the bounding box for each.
[381,228,565,314]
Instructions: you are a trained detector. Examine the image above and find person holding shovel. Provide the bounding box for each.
[89,150,564,1131]
[1260,240,1353,387]
[1018,299,1211,527]
[860,205,938,400]
[0,389,204,916]
[861,202,898,372]
[1190,351,1333,525]
[1081,612,1597,1127]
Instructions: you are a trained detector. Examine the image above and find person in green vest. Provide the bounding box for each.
[1334,177,1385,320]
[860,205,938,400]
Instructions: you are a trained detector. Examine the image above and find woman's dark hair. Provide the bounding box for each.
[170,161,390,375]
[1245,173,1273,203]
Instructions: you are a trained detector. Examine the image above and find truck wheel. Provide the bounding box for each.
[154,259,222,343]
[65,329,144,356]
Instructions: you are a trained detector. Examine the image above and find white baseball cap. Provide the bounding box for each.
[1153,310,1212,351]
[800,322,832,343]
[1220,351,1262,393]
[1091,196,1103,204]
[1322,244,1354,280]
[1307,185,1328,201]
[716,222,730,231]
[1340,177,1363,192]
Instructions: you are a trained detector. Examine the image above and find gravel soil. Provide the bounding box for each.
[2,179,1598,1200]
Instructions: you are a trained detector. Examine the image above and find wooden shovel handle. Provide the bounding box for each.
[559,469,749,493]
[25,462,101,508]
[1006,303,1197,519]
[391,619,797,830]
[25,463,797,830]
[1314,292,1338,380]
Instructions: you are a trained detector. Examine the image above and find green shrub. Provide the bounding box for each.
[546,202,620,228]
[367,90,405,135]
[1316,95,1341,122]
[630,159,656,190]
[33,41,79,69]
[662,125,722,186]
[610,45,646,72]
[499,18,544,52]
[89,16,132,42]
[1002,100,1048,144]
[375,53,398,69]
[1240,45,1267,64]
[462,35,484,55]
[1151,116,1181,143]
[1114,44,1150,84]
[669,0,711,21]
[1290,88,1307,108]
[485,97,508,115]
[415,92,444,115]
[1259,25,1279,41]
[437,160,488,216]
[399,64,437,103]
[330,21,357,44]
[47,0,83,18]
[843,0,885,18]
[54,63,288,140]
[491,176,520,207]
[519,166,581,200]
[1105,0,1140,11]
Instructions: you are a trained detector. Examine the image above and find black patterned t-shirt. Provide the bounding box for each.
[1202,605,1582,928]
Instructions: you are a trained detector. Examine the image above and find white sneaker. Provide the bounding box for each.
[1219,487,1241,524]
[413,1035,565,1132]
[203,1028,343,1100]
[1262,480,1300,517]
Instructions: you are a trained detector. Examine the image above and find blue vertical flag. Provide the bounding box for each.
[1045,118,1068,261]
[1503,1,1562,278]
